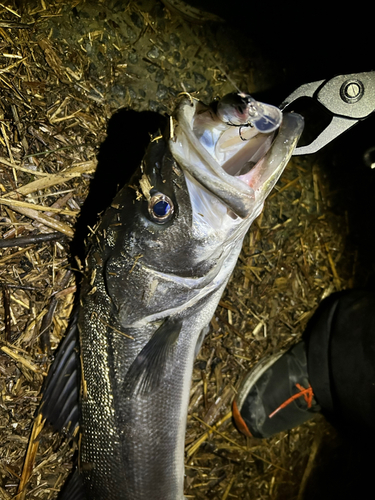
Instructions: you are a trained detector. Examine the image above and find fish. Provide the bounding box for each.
[39,92,303,500]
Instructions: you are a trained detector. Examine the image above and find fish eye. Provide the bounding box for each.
[148,193,174,224]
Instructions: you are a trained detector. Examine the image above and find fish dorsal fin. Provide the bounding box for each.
[39,308,80,434]
[123,317,183,397]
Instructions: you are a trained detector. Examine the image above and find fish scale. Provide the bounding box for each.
[80,230,243,498]
[39,93,303,499]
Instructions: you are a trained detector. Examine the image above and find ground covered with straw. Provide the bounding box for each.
[0,1,372,499]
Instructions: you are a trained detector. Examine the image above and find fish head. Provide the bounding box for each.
[96,94,303,324]
[99,132,204,276]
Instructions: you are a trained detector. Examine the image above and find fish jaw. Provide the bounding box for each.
[169,96,304,220]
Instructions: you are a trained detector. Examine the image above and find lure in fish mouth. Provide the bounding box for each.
[39,93,303,500]
[171,91,303,218]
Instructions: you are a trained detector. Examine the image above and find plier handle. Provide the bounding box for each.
[280,71,375,155]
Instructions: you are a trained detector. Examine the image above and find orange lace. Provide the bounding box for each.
[269,383,314,418]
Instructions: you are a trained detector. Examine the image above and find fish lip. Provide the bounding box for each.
[170,97,304,218]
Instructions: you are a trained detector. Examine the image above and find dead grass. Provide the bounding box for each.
[0,1,356,498]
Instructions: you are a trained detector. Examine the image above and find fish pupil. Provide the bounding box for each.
[153,200,170,216]
[148,192,174,223]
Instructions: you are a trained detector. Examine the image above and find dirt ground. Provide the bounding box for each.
[1,1,374,499]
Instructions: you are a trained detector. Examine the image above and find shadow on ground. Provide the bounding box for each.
[71,109,167,260]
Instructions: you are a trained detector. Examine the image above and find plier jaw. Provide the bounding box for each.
[280,71,375,155]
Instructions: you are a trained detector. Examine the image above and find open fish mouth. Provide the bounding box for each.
[170,93,304,219]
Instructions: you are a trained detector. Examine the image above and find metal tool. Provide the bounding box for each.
[280,71,375,155]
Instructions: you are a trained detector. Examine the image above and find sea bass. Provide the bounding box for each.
[40,93,303,499]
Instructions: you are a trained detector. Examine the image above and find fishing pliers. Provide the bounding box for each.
[280,71,375,155]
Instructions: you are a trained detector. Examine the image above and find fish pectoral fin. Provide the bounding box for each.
[39,308,80,435]
[123,317,183,397]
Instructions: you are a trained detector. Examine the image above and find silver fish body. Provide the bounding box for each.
[74,95,303,499]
